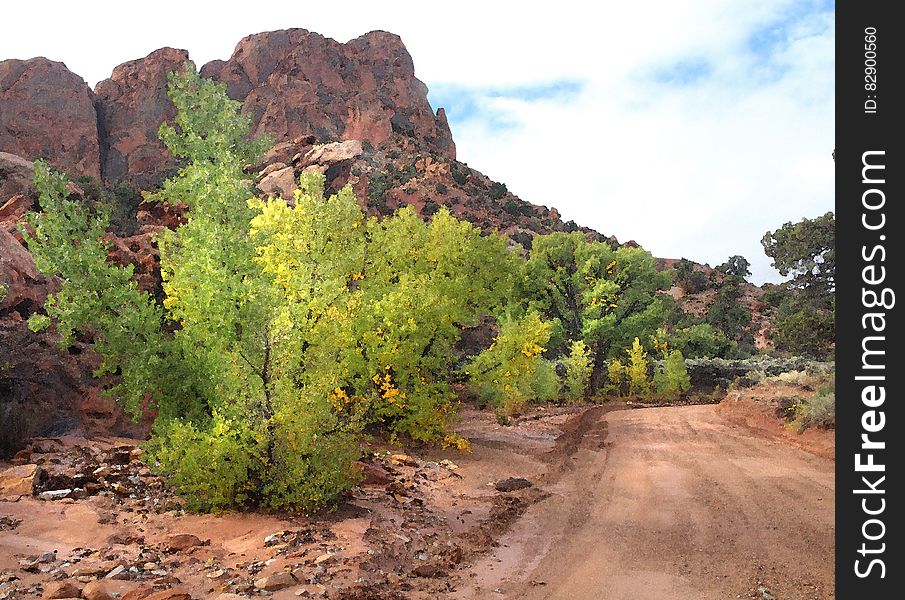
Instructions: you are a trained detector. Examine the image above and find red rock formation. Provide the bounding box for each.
[0,58,100,179]
[94,48,190,189]
[200,29,455,160]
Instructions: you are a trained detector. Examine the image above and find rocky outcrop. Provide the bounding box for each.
[200,29,455,160]
[0,151,35,202]
[94,48,190,189]
[0,58,100,179]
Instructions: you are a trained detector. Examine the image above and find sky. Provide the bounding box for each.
[1,1,834,284]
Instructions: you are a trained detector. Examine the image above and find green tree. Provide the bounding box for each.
[716,255,751,280]
[467,311,552,419]
[561,340,593,401]
[761,212,835,357]
[625,337,651,396]
[22,161,195,421]
[518,232,672,392]
[761,212,835,304]
[653,350,691,399]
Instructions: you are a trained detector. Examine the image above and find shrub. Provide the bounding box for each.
[489,181,508,200]
[625,337,651,396]
[605,359,625,396]
[772,299,834,359]
[793,386,835,431]
[531,359,561,403]
[467,311,552,418]
[435,182,448,195]
[653,350,691,400]
[451,166,468,185]
[561,340,592,401]
[669,323,732,359]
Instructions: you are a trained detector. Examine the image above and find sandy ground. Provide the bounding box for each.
[1,397,835,599]
[457,404,835,600]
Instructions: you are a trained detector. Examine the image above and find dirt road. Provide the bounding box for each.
[459,404,835,600]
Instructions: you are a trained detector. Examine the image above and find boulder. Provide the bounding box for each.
[0,463,40,498]
[0,58,100,179]
[0,152,35,202]
[302,140,363,166]
[257,166,297,198]
[253,571,297,592]
[0,226,51,314]
[41,580,82,599]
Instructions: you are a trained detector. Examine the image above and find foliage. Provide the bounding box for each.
[21,160,189,420]
[674,258,709,293]
[668,323,733,359]
[451,165,468,185]
[772,296,834,359]
[489,181,508,200]
[653,350,691,399]
[561,340,593,401]
[467,312,552,418]
[605,358,625,396]
[706,274,754,354]
[788,382,835,432]
[530,359,561,403]
[716,255,751,280]
[518,232,672,392]
[435,182,447,195]
[761,212,835,303]
[625,337,651,396]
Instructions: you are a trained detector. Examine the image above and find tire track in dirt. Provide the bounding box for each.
[457,404,834,600]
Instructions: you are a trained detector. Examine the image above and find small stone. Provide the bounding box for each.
[105,565,129,580]
[254,571,297,592]
[494,477,533,492]
[263,533,283,547]
[41,580,82,599]
[312,553,334,566]
[39,489,73,501]
[389,454,418,467]
[162,534,205,552]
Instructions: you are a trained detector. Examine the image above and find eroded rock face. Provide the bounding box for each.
[94,48,190,189]
[0,152,35,202]
[0,58,100,179]
[200,29,455,159]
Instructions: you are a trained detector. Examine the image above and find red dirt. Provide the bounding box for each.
[1,398,834,599]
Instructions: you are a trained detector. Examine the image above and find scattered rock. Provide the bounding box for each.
[105,565,129,580]
[162,534,206,552]
[38,489,73,501]
[356,461,393,485]
[254,571,297,592]
[758,586,776,600]
[389,454,418,467]
[0,464,40,498]
[494,477,533,492]
[41,580,82,599]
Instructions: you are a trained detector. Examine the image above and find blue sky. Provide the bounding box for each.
[2,0,834,283]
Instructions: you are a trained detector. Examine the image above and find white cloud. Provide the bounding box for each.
[1,0,833,283]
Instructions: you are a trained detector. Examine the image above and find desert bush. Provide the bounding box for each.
[605,358,625,396]
[625,337,651,396]
[793,385,835,431]
[530,359,561,403]
[653,350,691,399]
[435,182,448,195]
[668,323,732,359]
[489,181,508,200]
[561,340,593,401]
